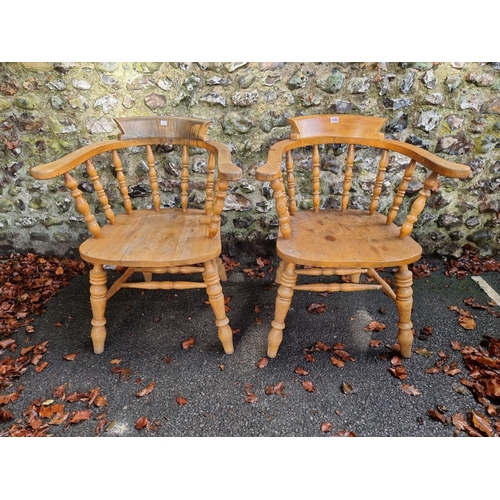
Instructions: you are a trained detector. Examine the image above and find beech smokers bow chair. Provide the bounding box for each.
[31,116,242,355]
[256,114,470,359]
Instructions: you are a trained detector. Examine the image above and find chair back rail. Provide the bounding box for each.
[256,115,470,240]
[31,117,241,240]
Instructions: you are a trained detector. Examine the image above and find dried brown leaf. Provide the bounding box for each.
[35,361,48,373]
[265,381,286,396]
[135,416,149,430]
[415,347,433,358]
[0,408,15,422]
[428,408,447,424]
[400,383,422,396]
[333,430,356,437]
[330,356,345,368]
[136,381,155,398]
[94,395,108,407]
[176,396,187,406]
[181,337,195,349]
[245,392,258,403]
[425,366,441,374]
[256,357,269,369]
[304,351,316,363]
[320,422,333,433]
[294,367,309,376]
[68,409,92,424]
[388,366,408,380]
[48,411,69,425]
[302,380,316,393]
[470,410,493,436]
[365,321,386,332]
[307,302,327,314]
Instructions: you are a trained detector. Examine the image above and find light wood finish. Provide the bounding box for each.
[31,116,242,355]
[256,114,471,359]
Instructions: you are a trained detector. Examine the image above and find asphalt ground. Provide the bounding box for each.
[2,255,499,495]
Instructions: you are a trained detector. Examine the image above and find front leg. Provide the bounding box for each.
[268,260,297,358]
[203,259,234,354]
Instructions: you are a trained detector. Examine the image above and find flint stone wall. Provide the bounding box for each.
[0,62,499,260]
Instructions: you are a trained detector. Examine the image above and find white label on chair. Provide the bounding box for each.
[330,116,339,123]
[160,120,168,126]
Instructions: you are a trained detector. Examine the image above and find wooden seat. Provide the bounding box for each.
[31,116,242,355]
[256,114,470,358]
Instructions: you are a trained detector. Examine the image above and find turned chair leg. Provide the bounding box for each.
[89,263,108,354]
[217,256,227,282]
[268,260,297,358]
[394,265,414,358]
[203,258,234,354]
[275,259,285,285]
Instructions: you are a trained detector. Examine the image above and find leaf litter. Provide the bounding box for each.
[1,249,500,437]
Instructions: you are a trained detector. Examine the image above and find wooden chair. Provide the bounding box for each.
[256,114,470,358]
[31,116,242,355]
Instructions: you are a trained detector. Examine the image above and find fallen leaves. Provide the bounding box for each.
[400,383,421,396]
[333,430,357,437]
[410,260,440,278]
[135,416,158,432]
[265,381,286,396]
[244,384,258,403]
[425,335,500,436]
[241,257,275,279]
[181,337,196,350]
[307,302,327,314]
[464,296,500,319]
[365,321,386,332]
[256,357,268,369]
[302,380,316,393]
[0,340,48,391]
[388,356,408,380]
[176,396,187,406]
[0,252,89,339]
[1,384,112,436]
[68,409,92,424]
[303,341,355,368]
[470,409,494,437]
[136,381,155,398]
[320,422,333,433]
[461,337,500,404]
[448,305,476,330]
[445,245,500,279]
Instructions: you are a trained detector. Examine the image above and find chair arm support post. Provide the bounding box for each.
[271,177,291,239]
[209,178,229,238]
[399,171,439,239]
[64,172,102,239]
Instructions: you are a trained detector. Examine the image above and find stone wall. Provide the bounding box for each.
[0,62,499,261]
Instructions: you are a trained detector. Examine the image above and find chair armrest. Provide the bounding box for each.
[380,139,471,178]
[29,138,167,180]
[255,140,295,181]
[205,140,242,181]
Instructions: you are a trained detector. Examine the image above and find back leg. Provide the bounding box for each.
[89,263,108,354]
[394,264,414,358]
